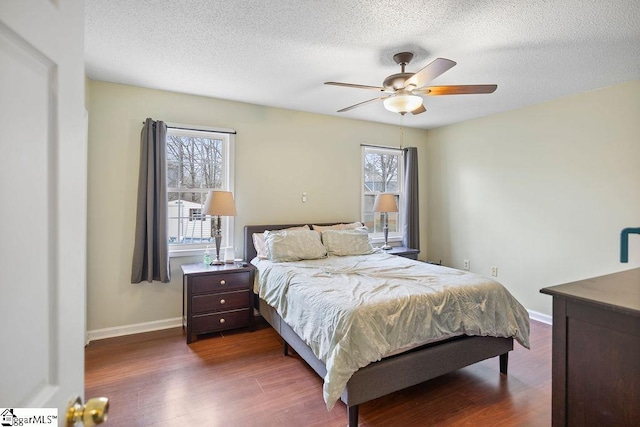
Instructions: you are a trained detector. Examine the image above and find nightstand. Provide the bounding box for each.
[181,262,255,344]
[383,246,420,260]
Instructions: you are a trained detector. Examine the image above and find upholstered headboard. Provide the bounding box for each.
[243,222,356,261]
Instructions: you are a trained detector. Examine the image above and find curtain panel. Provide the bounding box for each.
[402,147,420,250]
[131,118,171,283]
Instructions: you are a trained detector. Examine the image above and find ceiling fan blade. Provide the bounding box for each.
[404,58,456,90]
[325,82,386,91]
[337,95,390,112]
[415,84,498,95]
[411,104,427,115]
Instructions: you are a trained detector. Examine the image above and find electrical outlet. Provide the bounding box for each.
[491,266,498,277]
[463,259,470,270]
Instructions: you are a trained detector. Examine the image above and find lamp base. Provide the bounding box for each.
[380,215,392,250]
[211,223,224,266]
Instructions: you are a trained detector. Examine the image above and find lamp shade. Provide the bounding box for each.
[373,193,398,213]
[203,190,237,216]
[383,94,423,114]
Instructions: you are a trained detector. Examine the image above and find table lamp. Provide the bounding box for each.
[373,193,398,250]
[203,190,237,265]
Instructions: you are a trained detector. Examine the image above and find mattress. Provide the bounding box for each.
[253,252,530,410]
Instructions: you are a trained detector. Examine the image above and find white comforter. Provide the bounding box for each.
[254,253,530,410]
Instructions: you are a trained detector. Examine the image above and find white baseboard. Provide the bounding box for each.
[86,317,182,344]
[528,309,552,325]
[86,309,551,344]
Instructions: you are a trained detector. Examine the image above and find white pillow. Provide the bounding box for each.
[321,228,374,256]
[252,233,269,260]
[265,229,327,262]
[252,225,310,259]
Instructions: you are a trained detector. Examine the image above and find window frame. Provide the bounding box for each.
[188,208,203,222]
[361,146,404,244]
[166,125,235,257]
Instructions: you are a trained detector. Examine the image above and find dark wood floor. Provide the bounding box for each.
[85,319,551,426]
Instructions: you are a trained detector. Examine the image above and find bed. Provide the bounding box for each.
[244,223,530,426]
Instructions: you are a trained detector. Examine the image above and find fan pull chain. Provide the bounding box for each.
[400,115,405,149]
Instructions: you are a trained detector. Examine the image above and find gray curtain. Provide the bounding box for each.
[131,118,171,283]
[402,147,420,250]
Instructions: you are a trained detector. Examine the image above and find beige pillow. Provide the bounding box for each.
[321,229,374,256]
[312,222,363,234]
[252,225,310,259]
[265,229,327,262]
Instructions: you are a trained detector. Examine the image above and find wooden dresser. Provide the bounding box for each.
[540,268,640,426]
[182,262,255,344]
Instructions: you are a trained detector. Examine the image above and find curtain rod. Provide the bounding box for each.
[143,120,236,135]
[360,143,404,151]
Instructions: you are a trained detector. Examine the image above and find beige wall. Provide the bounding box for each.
[86,80,429,331]
[426,80,640,316]
[88,78,640,331]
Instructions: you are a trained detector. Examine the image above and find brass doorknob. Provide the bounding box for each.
[66,396,109,427]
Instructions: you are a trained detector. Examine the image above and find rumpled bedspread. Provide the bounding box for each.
[254,253,530,410]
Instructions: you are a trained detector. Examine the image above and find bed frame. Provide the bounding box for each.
[244,223,513,426]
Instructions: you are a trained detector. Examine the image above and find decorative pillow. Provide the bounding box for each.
[265,229,327,262]
[252,233,269,259]
[321,229,374,256]
[252,225,310,259]
[312,222,363,234]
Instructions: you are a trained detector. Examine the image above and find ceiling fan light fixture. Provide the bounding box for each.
[383,94,423,114]
[327,53,495,115]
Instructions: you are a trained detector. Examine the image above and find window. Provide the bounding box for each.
[188,208,203,221]
[362,146,404,241]
[166,127,234,252]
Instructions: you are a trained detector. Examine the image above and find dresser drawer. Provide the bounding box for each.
[191,271,251,294]
[192,290,250,314]
[192,308,251,334]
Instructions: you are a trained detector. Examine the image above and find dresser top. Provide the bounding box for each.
[540,268,640,316]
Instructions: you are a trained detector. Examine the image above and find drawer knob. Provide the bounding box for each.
[219,318,225,324]
[220,279,226,285]
[220,299,226,304]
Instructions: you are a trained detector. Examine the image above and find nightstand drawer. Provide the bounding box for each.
[191,271,251,294]
[192,308,251,334]
[182,262,256,343]
[192,290,250,314]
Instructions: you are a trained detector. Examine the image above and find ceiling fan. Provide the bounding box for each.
[325,52,497,115]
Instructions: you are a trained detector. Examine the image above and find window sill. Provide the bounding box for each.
[169,247,206,259]
[369,235,403,245]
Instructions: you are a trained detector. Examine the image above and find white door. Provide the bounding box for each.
[0,0,90,420]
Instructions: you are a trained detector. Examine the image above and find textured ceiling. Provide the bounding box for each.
[85,0,640,129]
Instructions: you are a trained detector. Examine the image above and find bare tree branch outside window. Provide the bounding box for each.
[364,152,398,192]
